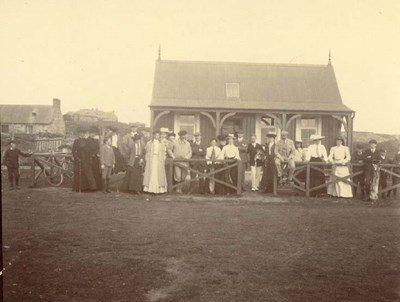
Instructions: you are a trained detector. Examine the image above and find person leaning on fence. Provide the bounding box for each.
[206,138,222,194]
[260,131,279,193]
[234,130,248,190]
[378,149,391,200]
[327,136,353,198]
[121,134,145,194]
[275,130,296,184]
[214,135,229,195]
[222,134,241,194]
[100,136,115,193]
[391,144,400,197]
[247,134,263,191]
[143,130,167,194]
[2,140,32,190]
[362,139,380,201]
[305,134,328,198]
[190,132,207,194]
[351,144,365,199]
[169,130,192,193]
[293,139,306,184]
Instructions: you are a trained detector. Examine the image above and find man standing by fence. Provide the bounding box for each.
[275,130,296,184]
[235,130,248,190]
[169,130,192,193]
[362,139,380,201]
[190,132,207,194]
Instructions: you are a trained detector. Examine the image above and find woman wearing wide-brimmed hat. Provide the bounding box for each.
[259,131,279,193]
[327,136,353,198]
[305,134,328,197]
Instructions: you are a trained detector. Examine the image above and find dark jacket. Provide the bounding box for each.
[191,141,207,167]
[392,153,400,174]
[235,139,248,162]
[362,149,380,170]
[352,151,364,172]
[2,148,31,168]
[247,142,263,166]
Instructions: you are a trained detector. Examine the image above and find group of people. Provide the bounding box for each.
[2,124,400,201]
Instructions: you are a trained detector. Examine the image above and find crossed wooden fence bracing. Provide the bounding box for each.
[29,154,400,198]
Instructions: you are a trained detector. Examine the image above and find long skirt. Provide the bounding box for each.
[121,159,143,192]
[90,157,102,190]
[112,147,126,173]
[260,159,275,193]
[309,157,326,197]
[72,159,97,192]
[215,164,229,195]
[327,165,353,198]
[143,154,167,194]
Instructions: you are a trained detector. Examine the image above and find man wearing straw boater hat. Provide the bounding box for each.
[305,134,328,197]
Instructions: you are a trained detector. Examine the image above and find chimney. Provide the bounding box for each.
[53,98,61,109]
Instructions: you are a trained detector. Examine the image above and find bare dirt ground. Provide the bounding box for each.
[2,176,400,302]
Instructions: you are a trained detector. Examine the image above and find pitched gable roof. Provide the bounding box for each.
[151,60,353,113]
[0,105,54,124]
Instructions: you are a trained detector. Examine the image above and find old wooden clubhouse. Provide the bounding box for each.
[149,57,354,150]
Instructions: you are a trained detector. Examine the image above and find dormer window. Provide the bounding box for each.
[226,83,240,98]
[32,111,37,116]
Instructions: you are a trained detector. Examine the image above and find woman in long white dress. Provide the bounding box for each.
[143,130,167,194]
[327,137,353,198]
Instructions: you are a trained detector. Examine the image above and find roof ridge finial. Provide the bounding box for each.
[328,49,331,65]
[158,44,161,61]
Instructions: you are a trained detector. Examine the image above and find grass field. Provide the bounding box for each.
[2,183,400,302]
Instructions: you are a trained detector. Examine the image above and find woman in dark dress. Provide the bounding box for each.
[260,132,278,193]
[72,126,97,192]
[87,125,102,190]
[121,134,144,193]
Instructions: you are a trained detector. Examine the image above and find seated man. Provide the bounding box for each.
[274,130,296,183]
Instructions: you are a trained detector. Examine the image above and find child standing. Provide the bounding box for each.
[100,137,115,193]
[2,140,32,190]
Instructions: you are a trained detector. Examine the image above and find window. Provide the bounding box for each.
[179,114,196,140]
[26,125,33,134]
[226,83,240,98]
[1,125,9,133]
[260,117,278,144]
[297,118,318,147]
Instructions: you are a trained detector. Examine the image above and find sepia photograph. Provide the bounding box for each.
[1,0,400,301]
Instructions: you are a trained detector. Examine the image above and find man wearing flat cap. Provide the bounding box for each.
[362,139,380,200]
[275,130,296,184]
[190,132,207,193]
[169,130,192,193]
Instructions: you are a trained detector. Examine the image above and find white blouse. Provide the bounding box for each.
[222,144,241,160]
[328,145,351,165]
[306,144,328,162]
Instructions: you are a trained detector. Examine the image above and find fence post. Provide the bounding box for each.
[30,156,36,188]
[306,163,310,197]
[273,167,277,196]
[237,160,242,195]
[167,159,173,193]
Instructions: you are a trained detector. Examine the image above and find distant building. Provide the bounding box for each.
[0,98,65,135]
[150,58,354,148]
[64,108,118,123]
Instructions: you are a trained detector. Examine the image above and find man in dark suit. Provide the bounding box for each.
[190,132,207,193]
[362,139,380,201]
[351,144,365,199]
[391,144,400,197]
[247,134,263,191]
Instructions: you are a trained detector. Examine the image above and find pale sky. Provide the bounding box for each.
[0,0,399,134]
